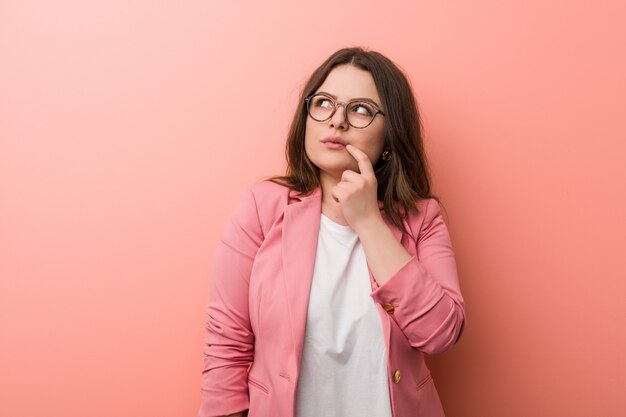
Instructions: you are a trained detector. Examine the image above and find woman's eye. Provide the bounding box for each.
[314,98,333,109]
[351,103,374,116]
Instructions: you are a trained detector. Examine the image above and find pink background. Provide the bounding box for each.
[1,1,625,416]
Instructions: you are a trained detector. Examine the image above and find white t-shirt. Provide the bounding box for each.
[294,213,392,417]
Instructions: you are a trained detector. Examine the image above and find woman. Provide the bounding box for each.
[198,47,465,417]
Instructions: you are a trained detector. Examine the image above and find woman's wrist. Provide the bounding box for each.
[351,210,385,236]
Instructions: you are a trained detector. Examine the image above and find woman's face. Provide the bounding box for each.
[304,64,385,181]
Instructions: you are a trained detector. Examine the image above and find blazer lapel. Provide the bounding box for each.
[282,187,322,372]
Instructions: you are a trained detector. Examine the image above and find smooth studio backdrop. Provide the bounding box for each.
[1,1,625,416]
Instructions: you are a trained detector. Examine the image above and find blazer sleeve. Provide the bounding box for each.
[198,188,262,417]
[370,198,466,355]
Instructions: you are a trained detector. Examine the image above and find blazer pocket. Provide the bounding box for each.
[248,375,270,395]
[416,373,433,392]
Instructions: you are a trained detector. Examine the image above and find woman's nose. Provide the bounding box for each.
[329,104,348,129]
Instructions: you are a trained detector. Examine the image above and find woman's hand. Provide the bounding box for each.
[331,144,412,285]
[330,144,384,233]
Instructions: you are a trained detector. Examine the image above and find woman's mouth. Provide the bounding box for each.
[321,136,348,149]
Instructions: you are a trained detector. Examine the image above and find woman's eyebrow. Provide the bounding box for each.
[316,91,381,106]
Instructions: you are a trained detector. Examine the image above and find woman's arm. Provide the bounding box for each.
[365,199,465,355]
[331,145,465,355]
[198,188,262,417]
[354,212,412,286]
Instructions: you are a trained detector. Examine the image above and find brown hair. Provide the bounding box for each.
[269,46,436,235]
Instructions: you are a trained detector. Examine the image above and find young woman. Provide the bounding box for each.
[198,47,465,417]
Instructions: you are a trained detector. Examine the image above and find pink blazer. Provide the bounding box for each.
[198,181,465,417]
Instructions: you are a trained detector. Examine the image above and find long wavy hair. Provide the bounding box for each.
[269,47,436,235]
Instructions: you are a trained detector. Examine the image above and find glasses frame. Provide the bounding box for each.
[304,93,385,129]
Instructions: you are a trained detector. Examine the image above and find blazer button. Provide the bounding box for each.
[383,303,395,314]
[393,369,401,384]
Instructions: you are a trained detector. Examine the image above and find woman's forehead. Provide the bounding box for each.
[316,65,381,102]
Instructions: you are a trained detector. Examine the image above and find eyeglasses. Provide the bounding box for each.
[304,93,385,129]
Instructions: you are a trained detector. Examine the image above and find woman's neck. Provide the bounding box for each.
[319,172,349,226]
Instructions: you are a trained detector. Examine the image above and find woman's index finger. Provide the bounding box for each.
[346,144,375,176]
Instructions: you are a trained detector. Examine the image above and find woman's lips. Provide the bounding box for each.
[322,136,348,149]
[323,141,346,149]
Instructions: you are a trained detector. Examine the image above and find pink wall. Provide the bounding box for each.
[1,1,625,416]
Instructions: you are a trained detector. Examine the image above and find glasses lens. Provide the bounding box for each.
[307,94,379,128]
[308,95,334,121]
[346,102,377,128]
